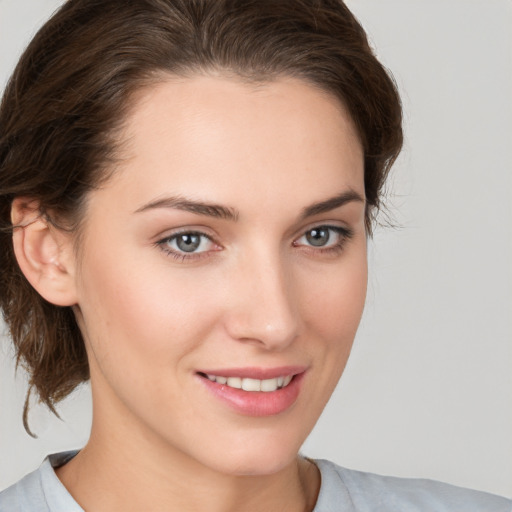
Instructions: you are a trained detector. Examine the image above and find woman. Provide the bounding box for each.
[0,1,510,510]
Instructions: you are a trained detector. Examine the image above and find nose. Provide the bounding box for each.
[222,249,300,351]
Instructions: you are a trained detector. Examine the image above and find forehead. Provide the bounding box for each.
[95,75,364,217]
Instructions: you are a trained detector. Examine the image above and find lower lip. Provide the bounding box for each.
[198,372,305,416]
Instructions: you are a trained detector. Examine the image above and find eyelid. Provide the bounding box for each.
[151,223,218,241]
[153,222,354,262]
[293,221,353,241]
[155,228,222,261]
[292,224,354,253]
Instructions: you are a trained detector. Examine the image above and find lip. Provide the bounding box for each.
[196,365,306,380]
[196,366,307,417]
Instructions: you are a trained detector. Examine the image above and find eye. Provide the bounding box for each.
[156,231,217,259]
[304,227,332,247]
[294,225,353,251]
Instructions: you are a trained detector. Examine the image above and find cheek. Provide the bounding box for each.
[75,246,224,378]
[298,239,368,408]
[74,252,228,435]
[301,242,368,346]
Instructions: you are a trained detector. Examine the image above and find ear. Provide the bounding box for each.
[11,198,78,307]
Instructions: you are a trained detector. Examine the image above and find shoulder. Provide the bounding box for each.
[313,459,512,512]
[0,466,47,512]
[0,452,81,512]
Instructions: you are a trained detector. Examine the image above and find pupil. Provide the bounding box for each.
[306,228,329,247]
[177,234,200,252]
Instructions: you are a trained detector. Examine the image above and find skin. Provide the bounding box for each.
[44,75,367,511]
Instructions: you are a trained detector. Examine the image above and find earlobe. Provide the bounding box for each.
[11,198,78,307]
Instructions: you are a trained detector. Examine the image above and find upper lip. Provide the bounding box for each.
[196,366,307,380]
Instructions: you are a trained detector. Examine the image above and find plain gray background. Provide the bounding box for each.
[1,0,511,498]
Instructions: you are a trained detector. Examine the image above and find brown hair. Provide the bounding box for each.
[0,0,402,433]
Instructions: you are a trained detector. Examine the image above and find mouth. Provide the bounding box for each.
[198,373,293,392]
[196,366,306,416]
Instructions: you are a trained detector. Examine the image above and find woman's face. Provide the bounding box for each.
[73,75,367,475]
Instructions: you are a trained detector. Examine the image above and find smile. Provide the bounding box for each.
[198,368,306,416]
[204,374,293,392]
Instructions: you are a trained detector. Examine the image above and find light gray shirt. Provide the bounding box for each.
[1,452,510,511]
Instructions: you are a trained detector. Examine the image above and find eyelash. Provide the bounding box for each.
[293,226,353,256]
[155,225,354,261]
[155,230,217,262]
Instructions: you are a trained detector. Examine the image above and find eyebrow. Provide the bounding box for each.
[134,196,239,221]
[134,190,364,221]
[299,190,364,220]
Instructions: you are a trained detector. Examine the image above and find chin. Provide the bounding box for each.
[196,431,306,477]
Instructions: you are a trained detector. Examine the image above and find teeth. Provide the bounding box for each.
[227,377,242,389]
[261,378,278,392]
[205,374,294,392]
[242,378,261,392]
